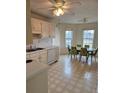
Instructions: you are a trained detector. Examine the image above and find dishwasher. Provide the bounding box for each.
[47,47,59,64]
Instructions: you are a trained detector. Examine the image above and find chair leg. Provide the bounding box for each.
[86,57,87,63]
[76,55,78,59]
[68,52,70,55]
[74,55,75,58]
[94,55,97,62]
[86,56,89,63]
[79,55,82,62]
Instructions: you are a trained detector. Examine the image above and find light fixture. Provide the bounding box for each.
[53,7,64,16]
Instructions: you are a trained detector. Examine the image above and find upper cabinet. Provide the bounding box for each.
[31,17,55,39]
[40,20,50,38]
[31,18,42,34]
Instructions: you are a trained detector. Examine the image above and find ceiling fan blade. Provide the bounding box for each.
[64,10,75,16]
[36,7,50,10]
[64,1,82,7]
[36,7,55,10]
[49,7,56,9]
[62,6,70,9]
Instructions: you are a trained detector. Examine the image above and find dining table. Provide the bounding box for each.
[87,48,96,53]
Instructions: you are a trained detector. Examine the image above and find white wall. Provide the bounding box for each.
[93,25,98,48]
[52,27,60,46]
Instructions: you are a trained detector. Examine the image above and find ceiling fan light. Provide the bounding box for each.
[56,12,60,16]
[61,10,64,15]
[53,9,60,16]
[53,7,64,16]
[58,8,64,15]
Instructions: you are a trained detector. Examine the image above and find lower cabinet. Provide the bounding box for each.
[26,50,47,64]
[26,51,40,62]
[27,71,48,93]
[39,50,47,64]
[27,63,48,93]
[26,47,59,64]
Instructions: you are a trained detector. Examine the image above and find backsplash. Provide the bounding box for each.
[33,38,53,48]
[26,38,53,49]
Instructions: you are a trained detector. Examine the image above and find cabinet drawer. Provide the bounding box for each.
[26,54,30,60]
[27,51,40,62]
[30,52,39,57]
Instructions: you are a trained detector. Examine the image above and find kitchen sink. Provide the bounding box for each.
[26,48,45,52]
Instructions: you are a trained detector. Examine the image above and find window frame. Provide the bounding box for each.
[65,31,73,48]
[83,30,95,48]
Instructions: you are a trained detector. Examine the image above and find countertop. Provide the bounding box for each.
[44,46,59,50]
[26,46,59,54]
[26,61,48,80]
[26,48,47,55]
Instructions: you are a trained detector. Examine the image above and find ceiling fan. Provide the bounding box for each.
[36,0,81,16]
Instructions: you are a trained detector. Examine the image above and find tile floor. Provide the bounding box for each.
[48,55,98,93]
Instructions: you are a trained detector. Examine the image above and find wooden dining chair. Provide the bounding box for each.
[70,46,78,58]
[79,48,89,63]
[67,45,71,55]
[88,48,98,62]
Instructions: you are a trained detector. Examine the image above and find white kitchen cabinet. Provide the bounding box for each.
[26,49,48,64]
[40,20,50,38]
[27,61,48,93]
[26,47,59,64]
[31,17,55,39]
[26,54,30,60]
[39,50,47,64]
[31,18,42,34]
[27,71,48,93]
[27,51,40,62]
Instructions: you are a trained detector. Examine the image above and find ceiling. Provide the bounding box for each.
[30,0,98,24]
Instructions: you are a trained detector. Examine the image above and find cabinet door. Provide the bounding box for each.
[29,52,40,62]
[31,18,42,34]
[40,51,47,64]
[27,70,48,93]
[41,21,49,38]
[26,54,30,60]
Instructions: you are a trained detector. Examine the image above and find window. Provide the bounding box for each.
[83,30,94,48]
[65,31,73,48]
